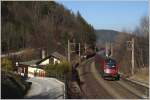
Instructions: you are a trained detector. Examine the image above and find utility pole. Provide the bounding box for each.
[68,40,81,63]
[127,38,135,76]
[68,40,70,63]
[110,43,113,57]
[105,42,108,57]
[140,49,144,67]
[84,43,87,54]
[131,38,135,76]
[79,43,81,63]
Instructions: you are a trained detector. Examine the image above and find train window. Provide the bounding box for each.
[105,59,116,68]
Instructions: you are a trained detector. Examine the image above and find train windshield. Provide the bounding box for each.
[105,59,116,68]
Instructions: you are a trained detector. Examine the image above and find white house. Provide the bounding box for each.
[36,52,67,65]
[18,59,45,78]
[17,52,67,78]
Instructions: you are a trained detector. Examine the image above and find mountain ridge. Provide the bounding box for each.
[95,29,120,45]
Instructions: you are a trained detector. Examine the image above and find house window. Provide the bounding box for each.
[55,61,58,64]
[49,57,54,64]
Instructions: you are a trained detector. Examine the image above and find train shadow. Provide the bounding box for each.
[103,76,120,81]
[104,79,120,81]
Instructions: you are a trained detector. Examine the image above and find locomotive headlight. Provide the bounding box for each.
[112,65,115,67]
[104,69,110,73]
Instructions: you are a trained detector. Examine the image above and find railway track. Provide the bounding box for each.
[79,59,113,99]
[78,58,143,99]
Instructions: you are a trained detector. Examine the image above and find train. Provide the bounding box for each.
[95,49,120,80]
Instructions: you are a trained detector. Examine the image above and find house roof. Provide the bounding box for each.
[36,52,67,65]
[19,59,41,66]
[51,52,67,60]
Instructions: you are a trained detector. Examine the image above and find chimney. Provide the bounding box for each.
[42,49,46,59]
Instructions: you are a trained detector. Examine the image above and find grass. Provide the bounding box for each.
[129,67,149,84]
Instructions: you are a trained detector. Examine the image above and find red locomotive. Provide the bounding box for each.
[95,50,120,80]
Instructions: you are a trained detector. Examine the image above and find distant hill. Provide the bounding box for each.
[95,29,120,45]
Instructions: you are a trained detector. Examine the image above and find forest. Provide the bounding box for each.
[1,1,149,76]
[1,1,96,55]
[113,16,149,75]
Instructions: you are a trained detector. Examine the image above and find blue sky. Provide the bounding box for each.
[57,0,148,31]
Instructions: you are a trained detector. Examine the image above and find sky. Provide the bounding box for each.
[57,0,148,31]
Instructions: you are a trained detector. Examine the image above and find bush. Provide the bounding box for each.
[44,61,71,79]
[1,58,13,72]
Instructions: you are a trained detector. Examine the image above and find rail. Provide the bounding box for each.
[119,72,149,98]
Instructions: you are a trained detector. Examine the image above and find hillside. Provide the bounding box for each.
[95,29,119,45]
[2,1,96,55]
